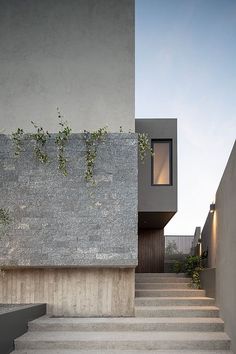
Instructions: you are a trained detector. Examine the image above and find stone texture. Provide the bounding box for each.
[0,133,138,267]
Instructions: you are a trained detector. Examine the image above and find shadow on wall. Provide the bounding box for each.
[200,140,236,353]
[201,210,217,269]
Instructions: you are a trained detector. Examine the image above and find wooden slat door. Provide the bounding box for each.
[136,228,165,273]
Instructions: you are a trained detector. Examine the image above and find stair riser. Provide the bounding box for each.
[135,309,219,318]
[136,283,191,289]
[29,322,224,332]
[136,273,188,277]
[135,278,190,283]
[135,299,215,306]
[135,290,206,297]
[15,340,230,350]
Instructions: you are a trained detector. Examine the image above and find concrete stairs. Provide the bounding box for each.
[12,273,232,353]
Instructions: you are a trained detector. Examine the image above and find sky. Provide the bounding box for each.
[135,0,236,235]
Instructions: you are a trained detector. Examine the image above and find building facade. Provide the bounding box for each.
[0,0,177,316]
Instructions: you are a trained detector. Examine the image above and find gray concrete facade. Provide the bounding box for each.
[135,119,177,228]
[0,0,134,133]
[200,268,216,299]
[201,141,236,353]
[0,133,138,267]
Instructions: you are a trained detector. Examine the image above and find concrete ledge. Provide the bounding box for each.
[0,303,46,354]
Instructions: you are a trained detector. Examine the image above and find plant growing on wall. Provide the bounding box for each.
[119,127,153,162]
[83,126,108,184]
[11,119,152,181]
[0,208,11,227]
[31,121,51,163]
[12,128,24,156]
[138,133,153,162]
[55,109,72,176]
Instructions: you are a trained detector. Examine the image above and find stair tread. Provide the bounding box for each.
[16,331,230,342]
[12,350,234,354]
[135,282,191,289]
[135,276,191,282]
[135,306,219,310]
[135,297,214,300]
[30,316,224,325]
[136,288,204,292]
[136,282,191,284]
[136,273,189,276]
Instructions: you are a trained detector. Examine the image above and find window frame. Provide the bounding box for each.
[151,139,173,186]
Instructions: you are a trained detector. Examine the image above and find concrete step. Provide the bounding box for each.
[28,316,224,332]
[14,331,231,350]
[12,350,234,354]
[136,273,188,277]
[136,283,191,289]
[135,297,215,306]
[135,277,190,283]
[135,306,219,318]
[135,289,206,297]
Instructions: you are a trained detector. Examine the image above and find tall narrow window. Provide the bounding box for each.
[152,140,172,185]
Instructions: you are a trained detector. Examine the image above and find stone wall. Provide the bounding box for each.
[0,133,138,268]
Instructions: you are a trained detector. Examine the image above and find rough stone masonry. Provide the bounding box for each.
[0,133,138,267]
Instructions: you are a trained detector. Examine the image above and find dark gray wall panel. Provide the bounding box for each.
[135,118,177,214]
[0,304,46,354]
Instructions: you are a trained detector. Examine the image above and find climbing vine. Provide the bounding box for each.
[12,128,24,156]
[11,118,152,181]
[55,110,72,176]
[83,126,108,184]
[138,133,153,162]
[0,208,11,227]
[31,121,51,164]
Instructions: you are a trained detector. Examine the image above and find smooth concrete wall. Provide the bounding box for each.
[201,212,217,268]
[201,141,236,353]
[200,268,216,298]
[135,119,177,212]
[0,0,134,133]
[0,268,135,316]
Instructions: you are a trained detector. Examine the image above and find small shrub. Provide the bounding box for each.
[173,255,205,289]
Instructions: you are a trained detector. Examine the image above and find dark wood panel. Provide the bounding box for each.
[136,228,165,273]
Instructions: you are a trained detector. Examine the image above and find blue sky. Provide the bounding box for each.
[135,0,236,235]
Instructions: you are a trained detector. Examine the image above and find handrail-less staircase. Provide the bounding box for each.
[12,273,232,353]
